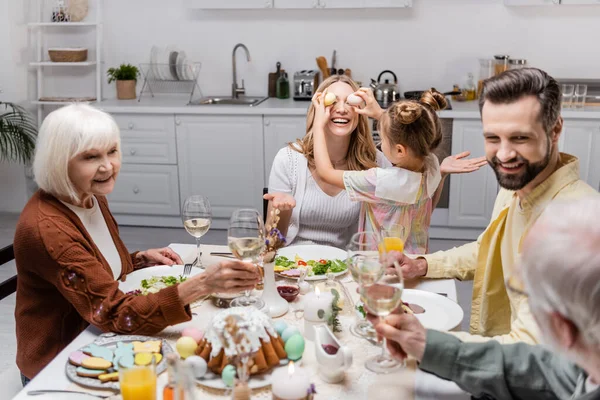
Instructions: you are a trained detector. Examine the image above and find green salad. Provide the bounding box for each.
[274,255,347,276]
[137,275,187,295]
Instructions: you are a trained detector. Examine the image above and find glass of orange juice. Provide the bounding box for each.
[119,355,157,400]
[378,224,406,255]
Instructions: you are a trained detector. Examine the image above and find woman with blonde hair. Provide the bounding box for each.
[14,104,260,384]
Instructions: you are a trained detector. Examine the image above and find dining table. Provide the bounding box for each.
[12,243,470,400]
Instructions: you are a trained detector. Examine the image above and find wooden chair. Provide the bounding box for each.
[0,244,17,301]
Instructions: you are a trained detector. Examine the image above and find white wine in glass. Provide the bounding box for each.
[182,195,212,268]
[228,209,265,309]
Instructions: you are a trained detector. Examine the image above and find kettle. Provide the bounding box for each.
[370,70,400,108]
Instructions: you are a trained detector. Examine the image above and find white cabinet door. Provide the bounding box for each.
[176,115,265,226]
[504,0,560,5]
[263,115,306,184]
[320,0,364,7]
[109,164,180,216]
[448,120,498,228]
[364,0,412,7]
[274,0,319,8]
[561,119,600,191]
[187,0,273,9]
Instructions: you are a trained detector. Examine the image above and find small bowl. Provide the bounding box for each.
[276,281,300,302]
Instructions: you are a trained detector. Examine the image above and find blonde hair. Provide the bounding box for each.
[290,75,378,171]
[380,89,447,158]
[33,103,121,203]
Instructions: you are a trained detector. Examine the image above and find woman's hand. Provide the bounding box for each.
[178,260,261,304]
[311,90,332,131]
[263,192,296,211]
[137,247,183,266]
[351,88,385,120]
[441,151,488,177]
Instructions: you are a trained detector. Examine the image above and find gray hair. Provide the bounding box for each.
[479,68,561,136]
[522,197,600,347]
[32,103,121,203]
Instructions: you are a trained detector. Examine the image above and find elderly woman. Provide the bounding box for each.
[14,104,260,384]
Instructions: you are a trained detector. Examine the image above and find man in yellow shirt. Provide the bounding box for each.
[390,68,598,344]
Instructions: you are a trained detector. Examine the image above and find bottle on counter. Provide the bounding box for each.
[494,55,510,76]
[509,59,527,70]
[478,58,495,98]
[276,71,290,99]
[464,73,477,101]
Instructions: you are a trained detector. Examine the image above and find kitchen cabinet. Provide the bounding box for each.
[187,0,273,9]
[561,119,600,191]
[176,115,265,229]
[263,115,306,183]
[112,114,177,165]
[505,0,600,5]
[448,120,498,228]
[274,0,319,8]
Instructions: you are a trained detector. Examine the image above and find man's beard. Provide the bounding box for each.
[488,144,551,191]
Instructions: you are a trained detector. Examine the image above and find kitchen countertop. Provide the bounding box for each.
[96,96,600,119]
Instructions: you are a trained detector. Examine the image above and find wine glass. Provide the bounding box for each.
[361,283,404,374]
[182,195,212,269]
[347,232,381,339]
[228,209,266,309]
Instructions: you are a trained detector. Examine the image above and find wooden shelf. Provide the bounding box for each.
[29,61,97,66]
[28,22,98,27]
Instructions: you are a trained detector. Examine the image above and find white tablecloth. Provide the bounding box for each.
[12,244,469,400]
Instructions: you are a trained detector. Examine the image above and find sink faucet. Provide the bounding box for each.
[232,43,251,99]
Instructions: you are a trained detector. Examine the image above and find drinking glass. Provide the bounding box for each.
[228,208,265,309]
[574,84,588,109]
[182,195,212,269]
[119,356,157,400]
[562,84,575,108]
[379,224,406,255]
[361,283,404,374]
[347,232,380,339]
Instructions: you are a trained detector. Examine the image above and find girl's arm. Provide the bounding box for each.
[432,151,488,208]
[312,91,345,189]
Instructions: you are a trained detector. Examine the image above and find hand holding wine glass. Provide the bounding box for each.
[182,195,212,268]
[228,209,266,309]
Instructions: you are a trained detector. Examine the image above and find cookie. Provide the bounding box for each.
[68,350,90,367]
[134,352,163,366]
[132,340,162,354]
[118,353,135,369]
[98,372,119,383]
[76,367,106,378]
[81,356,112,370]
[82,343,113,362]
[113,342,135,371]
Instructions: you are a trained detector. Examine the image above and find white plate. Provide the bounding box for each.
[150,45,160,80]
[119,265,203,294]
[401,289,464,331]
[275,244,348,281]
[196,360,299,390]
[176,51,187,80]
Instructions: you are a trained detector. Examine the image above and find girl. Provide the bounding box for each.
[312,88,486,253]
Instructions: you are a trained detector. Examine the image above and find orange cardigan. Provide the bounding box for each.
[14,190,191,378]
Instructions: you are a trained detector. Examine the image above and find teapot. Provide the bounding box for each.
[370,70,400,108]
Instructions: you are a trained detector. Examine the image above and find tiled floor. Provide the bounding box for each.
[0,213,472,375]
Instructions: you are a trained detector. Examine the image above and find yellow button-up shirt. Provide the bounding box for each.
[425,153,598,344]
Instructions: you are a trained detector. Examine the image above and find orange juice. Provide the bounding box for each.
[120,367,157,400]
[379,237,404,254]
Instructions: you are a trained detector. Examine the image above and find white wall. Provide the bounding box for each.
[3,0,600,212]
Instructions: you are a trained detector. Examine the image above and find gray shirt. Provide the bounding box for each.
[420,330,600,400]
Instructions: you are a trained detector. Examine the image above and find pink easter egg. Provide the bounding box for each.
[182,327,204,344]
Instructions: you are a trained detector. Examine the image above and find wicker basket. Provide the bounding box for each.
[48,48,88,63]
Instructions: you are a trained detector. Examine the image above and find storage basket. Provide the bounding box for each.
[48,48,88,62]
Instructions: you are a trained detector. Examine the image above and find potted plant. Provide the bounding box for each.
[107,64,140,100]
[0,102,37,164]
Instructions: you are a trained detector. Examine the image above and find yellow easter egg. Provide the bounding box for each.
[176,336,198,359]
[324,92,337,106]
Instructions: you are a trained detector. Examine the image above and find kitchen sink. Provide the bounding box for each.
[189,96,269,107]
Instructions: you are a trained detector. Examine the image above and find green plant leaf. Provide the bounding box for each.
[107,63,140,84]
[0,102,37,164]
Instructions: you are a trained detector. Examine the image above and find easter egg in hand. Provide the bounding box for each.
[346,93,363,106]
[324,92,337,106]
[182,327,204,344]
[176,336,198,359]
[184,355,208,379]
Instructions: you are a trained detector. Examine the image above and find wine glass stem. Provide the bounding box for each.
[196,237,202,268]
[381,337,390,360]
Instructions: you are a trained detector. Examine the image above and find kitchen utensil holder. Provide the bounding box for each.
[137,62,204,104]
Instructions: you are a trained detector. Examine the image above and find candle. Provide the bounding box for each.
[271,361,311,400]
[303,287,334,322]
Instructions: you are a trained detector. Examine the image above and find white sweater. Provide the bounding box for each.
[268,144,390,248]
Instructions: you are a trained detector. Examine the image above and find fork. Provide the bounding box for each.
[183,256,198,277]
[28,390,114,398]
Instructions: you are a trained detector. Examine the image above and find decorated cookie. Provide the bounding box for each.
[81,343,113,362]
[134,352,163,366]
[81,356,112,370]
[113,342,135,371]
[68,350,90,367]
[118,353,135,369]
[132,340,162,354]
[76,367,106,378]
[98,372,119,383]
